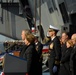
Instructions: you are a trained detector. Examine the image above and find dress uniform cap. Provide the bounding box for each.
[49,25,59,31]
[34,34,39,38]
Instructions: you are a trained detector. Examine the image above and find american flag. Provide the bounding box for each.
[42,44,49,53]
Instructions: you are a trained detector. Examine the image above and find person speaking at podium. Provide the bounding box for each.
[20,32,40,75]
[20,29,31,57]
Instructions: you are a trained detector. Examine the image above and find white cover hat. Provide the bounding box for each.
[33,34,39,38]
[49,25,59,31]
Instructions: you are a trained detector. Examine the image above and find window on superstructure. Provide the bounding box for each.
[0,0,2,3]
[51,0,57,10]
[47,0,57,13]
[47,0,54,13]
[59,2,69,23]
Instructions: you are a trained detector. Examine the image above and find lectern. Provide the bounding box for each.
[3,53,27,75]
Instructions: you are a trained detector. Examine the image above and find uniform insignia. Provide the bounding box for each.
[36,46,38,51]
[50,43,54,49]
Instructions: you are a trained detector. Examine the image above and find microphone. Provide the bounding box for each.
[5,43,16,52]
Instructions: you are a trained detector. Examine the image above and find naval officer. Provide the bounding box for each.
[47,25,61,75]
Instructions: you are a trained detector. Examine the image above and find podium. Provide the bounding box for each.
[3,54,27,75]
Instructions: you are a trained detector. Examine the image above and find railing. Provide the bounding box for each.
[1,0,19,3]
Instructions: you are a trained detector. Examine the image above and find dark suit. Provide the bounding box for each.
[48,36,61,75]
[70,45,76,75]
[59,47,72,75]
[35,41,43,59]
[73,45,76,75]
[35,41,43,75]
[61,43,67,56]
[19,45,27,58]
[20,43,39,75]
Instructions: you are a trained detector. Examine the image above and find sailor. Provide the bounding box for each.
[47,25,61,75]
[34,34,43,60]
